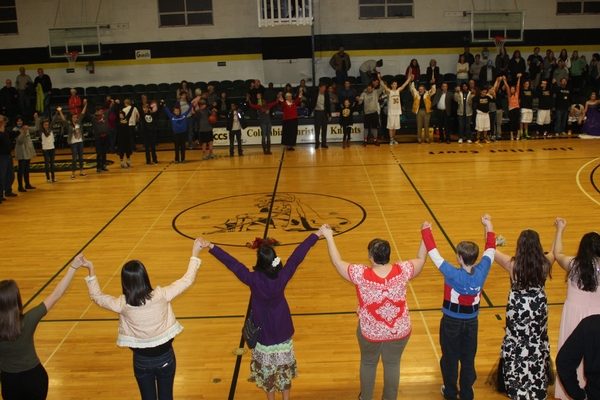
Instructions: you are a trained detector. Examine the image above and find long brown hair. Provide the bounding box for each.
[0,280,24,341]
[512,230,552,290]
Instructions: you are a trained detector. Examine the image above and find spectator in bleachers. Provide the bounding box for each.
[431,82,453,143]
[216,91,230,120]
[410,77,436,144]
[496,49,509,77]
[456,54,470,88]
[68,88,82,117]
[226,103,246,157]
[15,67,32,117]
[328,85,338,113]
[356,83,381,146]
[57,102,89,180]
[176,80,190,98]
[470,54,485,83]
[33,68,52,117]
[263,82,277,103]
[426,59,441,89]
[249,92,278,154]
[279,88,303,151]
[554,78,572,136]
[542,50,557,82]
[296,79,309,103]
[461,46,475,66]
[454,83,474,144]
[297,100,309,117]
[508,50,526,83]
[176,92,195,150]
[359,59,383,86]
[338,79,356,108]
[527,47,543,89]
[89,100,117,173]
[405,59,421,81]
[13,114,37,192]
[249,79,265,103]
[559,49,572,70]
[570,51,588,93]
[553,59,570,84]
[588,53,600,89]
[194,99,217,160]
[0,79,19,122]
[329,45,351,84]
[284,83,293,95]
[479,60,498,89]
[206,85,218,109]
[309,82,331,149]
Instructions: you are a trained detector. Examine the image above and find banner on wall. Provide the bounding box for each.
[211,123,365,146]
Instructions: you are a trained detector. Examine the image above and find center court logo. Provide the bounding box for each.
[173,192,366,247]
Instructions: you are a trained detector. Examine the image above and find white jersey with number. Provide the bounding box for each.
[388,89,402,116]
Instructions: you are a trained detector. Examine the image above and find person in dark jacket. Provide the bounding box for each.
[309,82,331,149]
[226,103,247,157]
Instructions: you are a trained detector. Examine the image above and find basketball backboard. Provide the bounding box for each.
[471,11,524,43]
[48,26,100,58]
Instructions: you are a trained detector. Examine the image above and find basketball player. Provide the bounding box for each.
[378,73,412,145]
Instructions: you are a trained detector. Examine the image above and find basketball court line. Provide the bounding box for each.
[576,158,600,206]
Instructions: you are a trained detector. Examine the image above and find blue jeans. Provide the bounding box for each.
[71,141,84,173]
[260,122,272,143]
[133,348,176,400]
[439,314,478,400]
[458,114,471,140]
[555,108,568,134]
[357,324,410,400]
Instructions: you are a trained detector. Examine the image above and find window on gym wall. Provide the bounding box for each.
[0,0,18,35]
[557,0,600,14]
[359,0,413,19]
[158,0,213,27]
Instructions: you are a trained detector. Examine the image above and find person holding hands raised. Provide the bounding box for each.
[321,224,426,400]
[378,73,411,145]
[81,238,204,400]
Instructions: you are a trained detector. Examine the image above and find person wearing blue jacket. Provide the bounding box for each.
[164,104,192,164]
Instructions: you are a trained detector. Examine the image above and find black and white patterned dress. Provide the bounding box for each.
[501,284,550,400]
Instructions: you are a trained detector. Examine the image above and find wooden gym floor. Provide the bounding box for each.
[2,135,600,399]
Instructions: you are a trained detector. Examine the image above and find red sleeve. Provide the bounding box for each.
[249,103,260,110]
[294,97,302,105]
[421,228,437,252]
[267,100,279,108]
[485,232,496,250]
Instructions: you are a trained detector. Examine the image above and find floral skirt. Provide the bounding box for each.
[250,338,297,393]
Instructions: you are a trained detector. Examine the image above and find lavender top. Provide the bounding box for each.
[209,233,319,345]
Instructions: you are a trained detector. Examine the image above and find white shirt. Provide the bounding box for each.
[388,89,402,116]
[437,92,447,110]
[41,130,55,150]
[122,106,140,126]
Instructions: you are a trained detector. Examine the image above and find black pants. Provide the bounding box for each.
[42,149,55,180]
[435,109,452,141]
[95,135,109,171]
[342,125,352,141]
[17,159,31,188]
[173,133,186,162]
[229,130,243,155]
[144,134,158,164]
[1,363,49,400]
[314,110,328,146]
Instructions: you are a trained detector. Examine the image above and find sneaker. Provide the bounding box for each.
[71,175,75,180]
[485,138,490,144]
[80,173,87,178]
[417,138,422,144]
[322,145,328,149]
[440,385,459,400]
[474,139,480,144]
[389,138,396,145]
[96,170,101,174]
[182,160,186,164]
[101,168,109,173]
[555,133,560,137]
[126,161,131,168]
[373,141,380,146]
[202,154,208,160]
[120,161,125,169]
[154,161,160,165]
[146,163,151,166]
[208,153,216,159]
[467,139,472,144]
[516,135,520,140]
[52,179,58,183]
[458,138,463,144]
[174,160,179,164]
[362,141,367,147]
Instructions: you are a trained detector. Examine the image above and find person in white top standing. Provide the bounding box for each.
[38,113,61,183]
[121,98,140,154]
[378,73,412,145]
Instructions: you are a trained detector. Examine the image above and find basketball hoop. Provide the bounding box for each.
[493,36,507,54]
[64,51,79,73]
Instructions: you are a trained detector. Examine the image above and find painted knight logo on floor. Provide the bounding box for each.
[173,192,366,247]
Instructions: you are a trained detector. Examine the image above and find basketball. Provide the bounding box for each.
[208,114,217,124]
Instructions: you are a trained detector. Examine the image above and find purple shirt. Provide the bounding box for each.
[209,233,319,345]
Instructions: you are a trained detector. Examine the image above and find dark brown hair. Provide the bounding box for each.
[121,261,153,307]
[511,230,552,290]
[0,280,24,341]
[368,239,391,265]
[457,242,479,266]
[568,232,600,292]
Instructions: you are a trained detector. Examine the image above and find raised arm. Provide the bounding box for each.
[160,238,203,300]
[43,254,87,311]
[82,257,125,313]
[321,224,351,281]
[398,74,412,91]
[377,73,390,94]
[410,239,427,278]
[57,106,67,122]
[279,230,322,282]
[553,217,572,272]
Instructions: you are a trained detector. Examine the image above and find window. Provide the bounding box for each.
[359,0,413,19]
[158,0,213,27]
[557,1,600,14]
[0,0,18,35]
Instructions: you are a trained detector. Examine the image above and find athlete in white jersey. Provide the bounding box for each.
[379,73,412,144]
